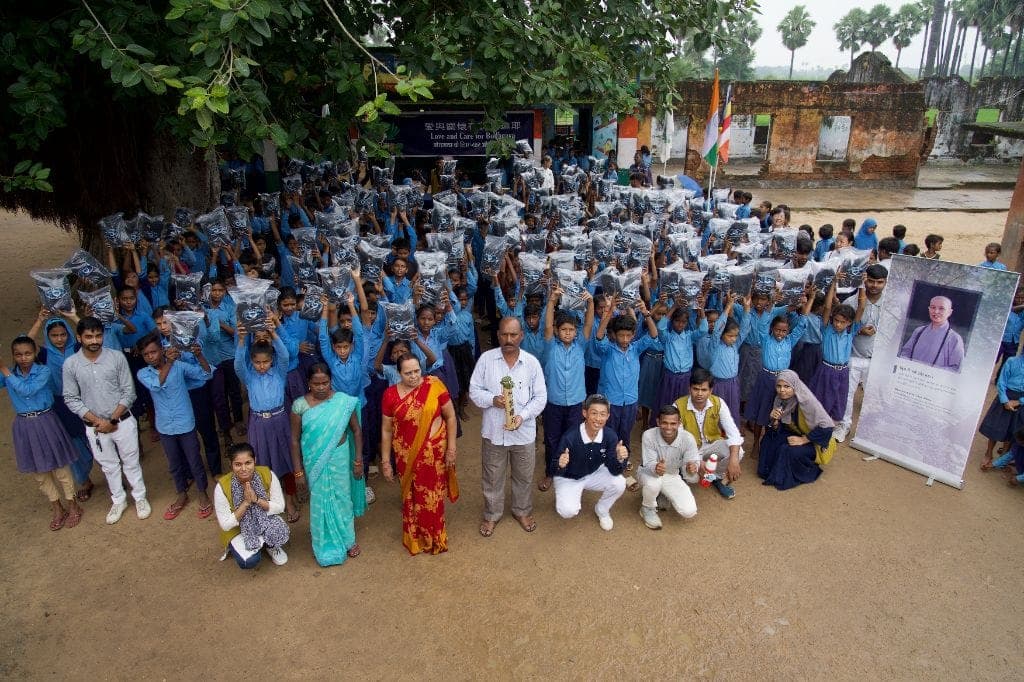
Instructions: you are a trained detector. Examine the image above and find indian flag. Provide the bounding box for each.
[701,70,720,168]
[718,84,732,165]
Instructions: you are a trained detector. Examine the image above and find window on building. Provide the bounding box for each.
[817,115,851,161]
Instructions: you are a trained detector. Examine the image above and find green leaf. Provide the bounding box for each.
[122,70,143,88]
[13,160,31,174]
[164,78,184,89]
[251,19,272,38]
[125,44,156,59]
[196,107,213,130]
[165,7,187,20]
[220,12,237,32]
[233,59,249,78]
[35,180,53,192]
[189,41,206,55]
[34,167,50,180]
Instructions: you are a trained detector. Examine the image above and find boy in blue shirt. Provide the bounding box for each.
[812,224,835,262]
[137,333,215,520]
[593,297,661,454]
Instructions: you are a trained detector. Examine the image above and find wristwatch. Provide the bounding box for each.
[110,416,121,425]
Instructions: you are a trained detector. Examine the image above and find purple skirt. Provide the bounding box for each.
[247,408,293,477]
[791,343,823,385]
[744,369,782,426]
[12,411,77,474]
[980,390,1024,443]
[739,344,763,402]
[712,375,741,422]
[808,362,849,421]
[285,367,306,407]
[656,370,691,417]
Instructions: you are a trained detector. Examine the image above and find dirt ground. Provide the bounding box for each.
[1,202,1022,680]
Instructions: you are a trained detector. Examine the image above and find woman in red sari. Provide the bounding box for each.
[381,354,458,555]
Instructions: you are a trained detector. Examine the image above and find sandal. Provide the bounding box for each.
[479,518,498,538]
[537,477,552,492]
[197,503,214,519]
[286,509,301,524]
[980,459,994,471]
[513,514,537,533]
[347,544,361,558]
[163,498,189,521]
[75,480,94,503]
[49,511,69,531]
[65,506,83,529]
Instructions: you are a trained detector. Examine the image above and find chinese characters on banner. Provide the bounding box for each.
[391,112,534,156]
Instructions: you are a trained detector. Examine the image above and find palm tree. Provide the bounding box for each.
[924,0,946,75]
[835,9,868,69]
[863,4,894,51]
[778,6,816,79]
[892,3,930,69]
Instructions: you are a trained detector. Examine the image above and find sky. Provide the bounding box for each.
[751,0,934,70]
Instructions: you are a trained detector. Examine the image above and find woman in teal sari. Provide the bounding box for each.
[290,363,366,566]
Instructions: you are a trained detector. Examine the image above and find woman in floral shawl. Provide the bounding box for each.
[290,363,365,567]
[381,354,458,555]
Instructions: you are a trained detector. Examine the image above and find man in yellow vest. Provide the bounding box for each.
[673,368,744,499]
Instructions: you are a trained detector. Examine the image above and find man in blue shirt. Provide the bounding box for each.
[138,333,215,520]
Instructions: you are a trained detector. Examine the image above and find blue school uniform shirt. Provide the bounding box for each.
[758,315,806,371]
[412,314,453,374]
[522,320,547,366]
[103,322,127,351]
[979,260,1008,271]
[812,238,834,262]
[383,275,413,304]
[593,333,662,406]
[738,305,789,350]
[545,334,587,406]
[495,287,525,319]
[0,364,54,413]
[1003,310,1024,344]
[119,307,156,349]
[708,315,750,379]
[281,311,317,349]
[735,204,751,219]
[202,303,237,366]
[657,317,708,373]
[319,318,366,403]
[996,356,1024,403]
[276,325,301,372]
[234,335,289,410]
[448,303,476,352]
[277,242,297,290]
[40,319,77,396]
[820,323,860,365]
[798,313,823,345]
[138,361,212,434]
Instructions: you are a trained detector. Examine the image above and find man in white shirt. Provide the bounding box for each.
[835,264,888,442]
[468,317,547,537]
[673,369,744,500]
[638,404,701,529]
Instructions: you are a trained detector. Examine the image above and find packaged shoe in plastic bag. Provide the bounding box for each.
[835,247,873,289]
[299,284,325,321]
[64,249,113,288]
[229,276,272,332]
[777,267,811,306]
[196,207,232,248]
[98,213,130,248]
[317,267,353,304]
[358,240,391,284]
[165,310,206,351]
[77,285,116,323]
[171,272,205,311]
[382,300,416,340]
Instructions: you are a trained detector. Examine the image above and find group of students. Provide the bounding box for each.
[4,152,1020,567]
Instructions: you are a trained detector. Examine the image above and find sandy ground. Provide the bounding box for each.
[1,202,1023,680]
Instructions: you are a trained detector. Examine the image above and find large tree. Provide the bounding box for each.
[778,5,815,79]
[1,0,757,242]
[892,2,930,69]
[862,4,894,52]
[835,9,868,69]
[714,12,763,80]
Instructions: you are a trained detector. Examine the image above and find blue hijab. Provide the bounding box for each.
[854,218,878,252]
[41,318,78,396]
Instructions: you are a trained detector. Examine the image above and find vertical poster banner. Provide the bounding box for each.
[592,113,617,160]
[852,255,1019,488]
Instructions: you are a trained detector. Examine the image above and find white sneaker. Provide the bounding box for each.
[266,545,288,565]
[833,424,849,443]
[640,506,662,530]
[365,485,376,505]
[106,501,129,525]
[597,512,614,531]
[135,498,151,520]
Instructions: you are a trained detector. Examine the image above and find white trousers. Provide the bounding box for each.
[841,356,871,429]
[554,465,626,519]
[86,416,146,505]
[638,472,697,518]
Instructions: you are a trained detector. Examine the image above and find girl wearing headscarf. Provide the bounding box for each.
[854,218,878,253]
[756,370,836,490]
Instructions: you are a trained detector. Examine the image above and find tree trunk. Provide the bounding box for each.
[789,50,795,79]
[896,47,903,69]
[924,0,945,76]
[952,23,967,76]
[850,45,855,69]
[918,21,929,77]
[967,26,980,83]
[939,11,957,76]
[980,45,988,79]
[1001,37,1011,75]
[1013,25,1023,77]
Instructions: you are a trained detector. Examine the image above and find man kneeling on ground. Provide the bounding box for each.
[638,404,700,530]
[554,394,629,531]
[674,368,744,499]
